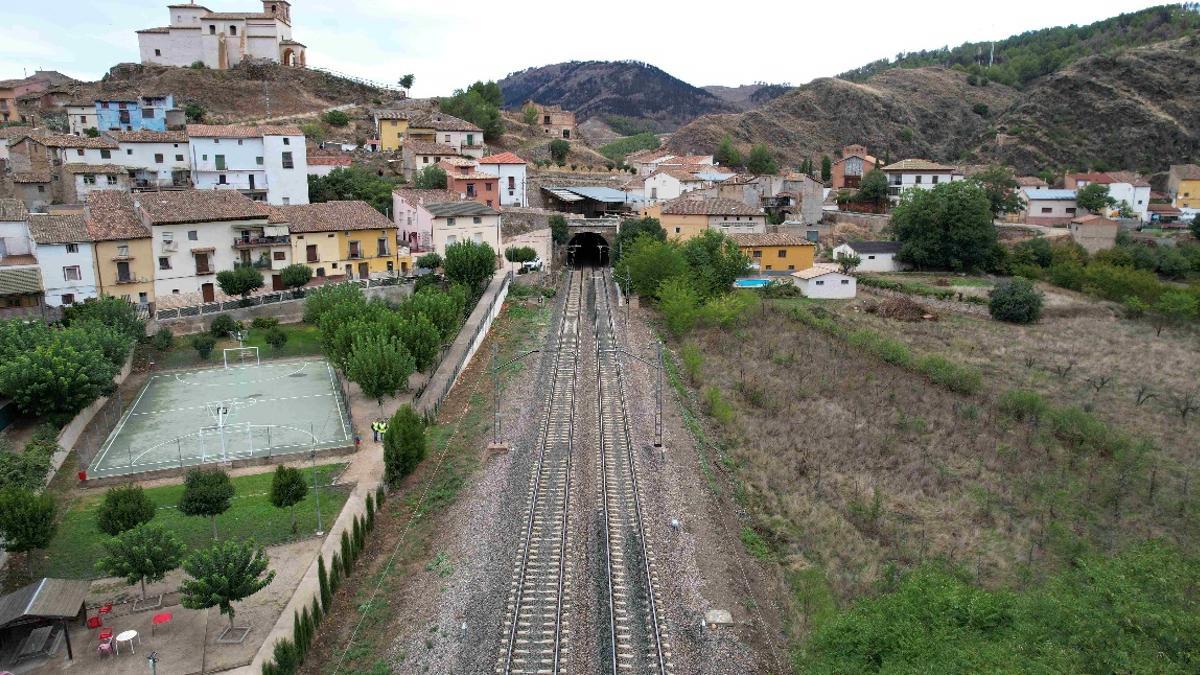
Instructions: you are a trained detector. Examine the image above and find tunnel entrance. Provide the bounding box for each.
[567,231,610,267]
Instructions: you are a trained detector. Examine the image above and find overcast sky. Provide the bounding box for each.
[0,0,1169,97]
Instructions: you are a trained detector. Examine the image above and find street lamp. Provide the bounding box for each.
[310,446,324,536]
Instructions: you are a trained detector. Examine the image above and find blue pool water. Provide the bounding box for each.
[734,278,771,288]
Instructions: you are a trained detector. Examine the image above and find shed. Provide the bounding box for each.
[791,264,856,299]
[541,186,642,218]
[0,578,90,661]
[832,241,903,272]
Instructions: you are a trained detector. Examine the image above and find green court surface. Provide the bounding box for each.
[89,358,352,478]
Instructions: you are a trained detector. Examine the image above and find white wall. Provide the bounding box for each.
[138,28,204,67]
[833,244,900,272]
[0,220,34,256]
[502,228,550,274]
[796,272,856,299]
[479,163,527,207]
[262,134,309,204]
[708,215,765,235]
[392,196,435,252]
[67,106,99,135]
[432,214,501,258]
[117,141,190,183]
[151,220,246,297]
[56,146,118,165]
[190,135,273,198]
[74,174,128,202]
[645,173,704,203]
[35,241,98,306]
[1107,183,1151,222]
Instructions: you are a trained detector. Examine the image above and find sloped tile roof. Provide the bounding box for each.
[425,201,499,218]
[1170,164,1200,180]
[12,171,51,184]
[477,152,526,165]
[881,159,957,172]
[41,133,117,149]
[308,156,352,166]
[28,213,90,244]
[269,201,395,233]
[404,140,458,155]
[791,263,845,280]
[137,190,265,225]
[85,191,150,241]
[841,240,901,254]
[0,199,29,221]
[1104,171,1151,188]
[407,112,481,132]
[660,196,761,216]
[186,124,302,138]
[730,233,815,247]
[106,130,189,144]
[392,188,464,207]
[62,163,126,174]
[0,267,42,295]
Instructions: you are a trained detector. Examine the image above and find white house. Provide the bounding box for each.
[791,264,856,298]
[406,112,485,158]
[63,164,130,204]
[645,169,708,203]
[477,152,528,207]
[137,1,306,69]
[108,130,191,189]
[187,124,308,205]
[307,155,352,178]
[42,134,120,165]
[880,159,964,202]
[424,200,501,259]
[1065,172,1152,222]
[65,103,99,136]
[392,188,465,254]
[832,241,903,273]
[137,189,272,300]
[27,213,97,307]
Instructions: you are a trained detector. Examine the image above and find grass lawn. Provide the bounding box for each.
[875,272,994,288]
[152,322,323,369]
[36,462,349,579]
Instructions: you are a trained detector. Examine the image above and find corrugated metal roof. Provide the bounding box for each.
[543,187,584,203]
[0,267,42,296]
[546,186,639,203]
[693,172,734,182]
[425,201,499,217]
[1025,189,1076,200]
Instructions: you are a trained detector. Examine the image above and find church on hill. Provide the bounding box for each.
[136,1,306,70]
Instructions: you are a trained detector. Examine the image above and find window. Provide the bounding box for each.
[281,151,294,169]
[229,25,237,35]
[473,232,482,244]
[106,175,118,185]
[154,153,164,163]
[349,241,361,258]
[422,156,429,164]
[237,139,243,145]
[788,265,795,270]
[487,200,493,207]
[162,232,174,243]
[1065,207,1077,215]
[931,175,940,184]
[867,255,876,260]
[778,250,786,258]
[63,266,81,281]
[76,149,84,156]
[544,115,551,125]
[62,293,75,305]
[377,238,388,256]
[816,280,825,286]
[674,227,681,234]
[273,251,286,261]
[175,154,184,162]
[752,250,762,258]
[508,176,515,190]
[915,175,923,184]
[215,154,226,170]
[37,186,44,193]
[765,265,773,271]
[283,138,290,145]
[316,267,326,277]
[155,49,162,57]
[83,174,97,185]
[219,175,227,184]
[486,182,493,191]
[209,24,216,34]
[127,149,133,155]
[187,230,198,240]
[446,235,457,245]
[158,257,171,270]
[444,134,451,143]
[256,156,263,165]
[65,243,78,253]
[447,218,456,226]
[202,154,207,161]
[466,134,474,146]
[282,197,290,205]
[1041,207,1052,214]
[473,216,482,224]
[841,279,850,285]
[306,244,318,262]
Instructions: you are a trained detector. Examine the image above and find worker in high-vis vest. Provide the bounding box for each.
[378,420,389,441]
[371,419,384,442]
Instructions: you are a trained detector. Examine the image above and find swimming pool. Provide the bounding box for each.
[734,278,772,288]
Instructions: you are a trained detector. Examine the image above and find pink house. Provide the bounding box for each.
[391,188,467,253]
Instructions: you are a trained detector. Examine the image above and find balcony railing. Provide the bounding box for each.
[115,275,149,285]
[195,267,214,276]
[348,251,363,259]
[233,235,290,248]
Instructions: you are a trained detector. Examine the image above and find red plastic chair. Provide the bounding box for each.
[99,627,113,642]
[86,615,103,629]
[98,602,113,616]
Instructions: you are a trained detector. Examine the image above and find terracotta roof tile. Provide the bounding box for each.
[438,157,477,168]
[729,233,815,247]
[85,191,150,241]
[477,152,526,165]
[28,213,90,244]
[0,126,36,139]
[186,124,302,138]
[62,164,126,174]
[41,133,118,149]
[308,156,352,166]
[791,263,844,280]
[136,190,266,225]
[660,196,762,216]
[0,199,29,221]
[12,171,52,184]
[881,159,958,172]
[107,130,189,144]
[373,109,420,120]
[1104,171,1152,188]
[404,140,458,155]
[392,188,465,208]
[1170,164,1200,181]
[269,201,395,233]
[136,26,171,34]
[407,112,481,132]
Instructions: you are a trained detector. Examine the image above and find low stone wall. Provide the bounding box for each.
[822,210,892,232]
[82,444,357,488]
[860,285,990,317]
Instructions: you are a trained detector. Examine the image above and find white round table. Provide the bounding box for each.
[115,629,139,655]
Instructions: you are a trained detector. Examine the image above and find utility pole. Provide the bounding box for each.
[310,430,323,535]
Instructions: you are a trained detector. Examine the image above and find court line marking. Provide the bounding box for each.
[128,423,324,465]
[171,360,314,387]
[128,392,334,417]
[326,361,351,440]
[91,374,156,471]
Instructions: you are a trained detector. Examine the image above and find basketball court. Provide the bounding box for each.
[88,354,353,479]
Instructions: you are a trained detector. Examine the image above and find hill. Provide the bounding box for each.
[702,83,793,110]
[497,60,735,132]
[75,62,399,123]
[668,67,1018,168]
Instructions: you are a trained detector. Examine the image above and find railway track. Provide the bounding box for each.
[594,268,672,674]
[497,269,583,675]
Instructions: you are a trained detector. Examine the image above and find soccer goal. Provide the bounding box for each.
[223,346,260,369]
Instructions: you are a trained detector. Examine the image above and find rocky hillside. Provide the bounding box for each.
[981,36,1200,174]
[497,61,735,132]
[669,67,1018,167]
[702,83,792,110]
[75,62,400,122]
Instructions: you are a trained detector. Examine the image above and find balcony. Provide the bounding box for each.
[111,253,135,262]
[233,235,290,248]
[114,275,148,285]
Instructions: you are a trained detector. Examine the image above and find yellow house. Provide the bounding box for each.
[84,191,156,308]
[374,110,412,152]
[1168,164,1200,209]
[274,201,402,280]
[729,233,816,273]
[643,195,767,242]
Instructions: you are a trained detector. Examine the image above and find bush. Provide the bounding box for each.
[848,329,912,367]
[210,314,241,337]
[989,278,1043,324]
[657,276,701,336]
[702,386,735,427]
[416,252,443,271]
[322,110,350,127]
[383,405,426,486]
[265,327,288,351]
[191,334,217,360]
[549,139,569,164]
[0,442,52,491]
[998,389,1049,422]
[252,316,280,330]
[1048,261,1085,291]
[97,484,156,536]
[1048,406,1116,456]
[152,327,173,351]
[916,354,982,395]
[680,343,703,383]
[1080,263,1163,304]
[279,263,313,291]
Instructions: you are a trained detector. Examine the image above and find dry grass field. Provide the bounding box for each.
[669,290,1200,652]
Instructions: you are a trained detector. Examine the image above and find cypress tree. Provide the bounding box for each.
[329,553,342,593]
[317,555,331,609]
[310,595,322,627]
[340,530,353,574]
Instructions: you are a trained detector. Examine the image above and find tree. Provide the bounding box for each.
[95,524,184,600]
[0,488,56,575]
[853,169,891,206]
[345,332,416,407]
[989,277,1044,324]
[97,484,156,536]
[322,110,349,127]
[612,216,666,263]
[714,135,742,167]
[1190,214,1200,240]
[1148,291,1197,337]
[1077,182,1116,213]
[444,240,496,294]
[178,468,235,540]
[969,165,1025,217]
[265,327,288,351]
[0,443,52,492]
[657,276,702,336]
[318,555,331,608]
[746,144,778,175]
[416,252,443,270]
[549,214,569,245]
[279,263,313,291]
[549,139,570,165]
[217,265,265,300]
[184,102,205,123]
[821,155,833,182]
[439,81,504,140]
[62,295,145,341]
[893,181,997,272]
[505,246,537,263]
[614,235,689,299]
[308,166,398,215]
[413,165,447,189]
[680,229,752,298]
[0,340,118,420]
[191,334,216,360]
[398,73,414,92]
[179,539,276,631]
[383,405,426,485]
[835,252,862,274]
[269,465,309,533]
[83,127,100,138]
[522,104,539,126]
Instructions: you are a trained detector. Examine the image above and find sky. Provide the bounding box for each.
[0,0,1171,97]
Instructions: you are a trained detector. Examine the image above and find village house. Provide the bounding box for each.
[0,199,46,317]
[1167,164,1200,210]
[83,191,155,310]
[1069,214,1119,254]
[1148,203,1186,226]
[27,212,98,307]
[108,130,192,189]
[187,124,308,205]
[643,195,766,241]
[880,159,963,201]
[477,152,528,207]
[306,155,352,178]
[7,134,126,206]
[406,112,485,158]
[137,1,306,69]
[275,200,399,281]
[832,241,904,272]
[1064,171,1151,221]
[438,158,499,208]
[91,95,182,133]
[542,186,641,218]
[392,188,466,256]
[791,263,856,299]
[730,233,815,274]
[63,164,130,204]
[372,109,416,152]
[0,71,71,124]
[625,149,717,176]
[1023,188,1078,225]
[644,169,709,203]
[65,101,100,136]
[424,201,502,259]
[830,145,880,190]
[400,140,460,179]
[1017,176,1050,189]
[523,101,576,139]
